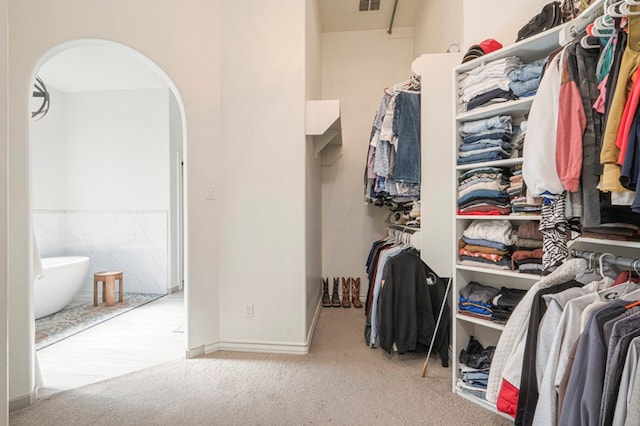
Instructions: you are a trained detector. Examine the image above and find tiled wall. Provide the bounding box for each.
[33,211,168,294]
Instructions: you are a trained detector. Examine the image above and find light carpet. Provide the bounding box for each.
[35,293,165,350]
[11,307,510,425]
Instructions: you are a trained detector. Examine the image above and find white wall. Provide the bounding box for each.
[32,88,170,211]
[462,0,550,51]
[30,87,68,210]
[321,29,414,286]
[218,1,308,348]
[305,0,323,336]
[413,0,462,56]
[31,88,171,294]
[413,0,549,55]
[9,0,222,404]
[0,0,7,420]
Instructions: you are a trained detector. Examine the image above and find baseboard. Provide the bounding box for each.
[9,389,37,412]
[193,300,322,358]
[204,339,308,355]
[304,298,322,352]
[185,345,205,359]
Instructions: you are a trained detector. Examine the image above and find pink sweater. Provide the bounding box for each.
[555,55,585,193]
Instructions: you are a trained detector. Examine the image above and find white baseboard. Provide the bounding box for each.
[9,389,36,412]
[185,345,205,359]
[205,340,308,355]
[197,300,322,357]
[304,298,322,351]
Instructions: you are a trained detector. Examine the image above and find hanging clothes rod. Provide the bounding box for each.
[387,0,398,35]
[387,223,418,234]
[571,249,640,270]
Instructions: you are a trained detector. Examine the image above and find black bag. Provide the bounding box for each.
[516,1,563,42]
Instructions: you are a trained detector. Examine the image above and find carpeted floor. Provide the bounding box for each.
[35,293,165,350]
[11,306,511,425]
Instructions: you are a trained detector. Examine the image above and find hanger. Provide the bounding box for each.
[598,252,616,279]
[607,1,628,17]
[581,34,602,49]
[620,2,640,14]
[625,0,640,5]
[589,12,615,40]
[576,252,609,284]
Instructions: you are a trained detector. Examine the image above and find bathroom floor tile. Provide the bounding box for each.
[36,291,184,398]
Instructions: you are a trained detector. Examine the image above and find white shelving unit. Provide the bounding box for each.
[450,0,618,417]
[449,4,601,415]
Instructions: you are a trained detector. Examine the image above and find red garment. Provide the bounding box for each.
[496,378,518,418]
[613,271,640,286]
[616,66,640,165]
[457,209,505,216]
[555,54,586,193]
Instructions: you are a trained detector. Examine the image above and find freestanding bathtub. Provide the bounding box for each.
[34,256,90,319]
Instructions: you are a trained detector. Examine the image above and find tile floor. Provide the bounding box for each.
[36,291,185,398]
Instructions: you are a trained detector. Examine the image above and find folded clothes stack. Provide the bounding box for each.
[490,286,527,323]
[458,220,517,270]
[457,166,511,215]
[459,281,526,323]
[458,56,521,112]
[458,366,491,400]
[457,336,496,400]
[457,115,514,165]
[509,163,543,215]
[458,281,500,320]
[512,221,544,274]
[507,58,545,98]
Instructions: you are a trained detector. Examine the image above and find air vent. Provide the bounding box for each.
[359,0,381,12]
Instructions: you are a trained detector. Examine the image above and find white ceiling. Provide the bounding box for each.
[37,1,423,93]
[318,0,422,32]
[38,45,168,93]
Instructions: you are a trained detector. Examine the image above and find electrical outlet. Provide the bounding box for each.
[206,185,215,200]
[244,304,254,318]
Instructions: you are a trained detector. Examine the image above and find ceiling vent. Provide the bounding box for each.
[359,0,381,12]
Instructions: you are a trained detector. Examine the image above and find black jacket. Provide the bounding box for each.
[378,249,450,365]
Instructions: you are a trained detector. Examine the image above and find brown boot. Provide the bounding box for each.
[322,277,331,307]
[331,277,341,307]
[341,277,351,308]
[351,277,363,308]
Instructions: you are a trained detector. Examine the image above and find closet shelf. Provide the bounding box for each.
[456,313,505,331]
[455,391,513,420]
[456,214,540,221]
[456,98,533,122]
[456,264,541,280]
[568,237,640,250]
[456,157,523,171]
[306,99,343,166]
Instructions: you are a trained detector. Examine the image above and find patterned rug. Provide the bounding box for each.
[35,293,165,350]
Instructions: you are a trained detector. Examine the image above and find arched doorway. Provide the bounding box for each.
[29,39,187,395]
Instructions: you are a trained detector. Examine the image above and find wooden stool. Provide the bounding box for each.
[93,271,124,307]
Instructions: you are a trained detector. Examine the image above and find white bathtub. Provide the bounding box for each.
[34,256,90,319]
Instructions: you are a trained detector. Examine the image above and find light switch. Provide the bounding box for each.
[206,185,215,200]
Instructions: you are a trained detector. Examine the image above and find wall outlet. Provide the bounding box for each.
[244,303,254,318]
[206,185,215,200]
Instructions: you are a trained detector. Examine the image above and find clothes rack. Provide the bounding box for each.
[571,248,640,270]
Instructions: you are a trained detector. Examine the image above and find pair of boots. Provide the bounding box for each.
[321,277,362,308]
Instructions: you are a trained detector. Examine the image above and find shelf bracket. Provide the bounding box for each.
[306,100,343,165]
